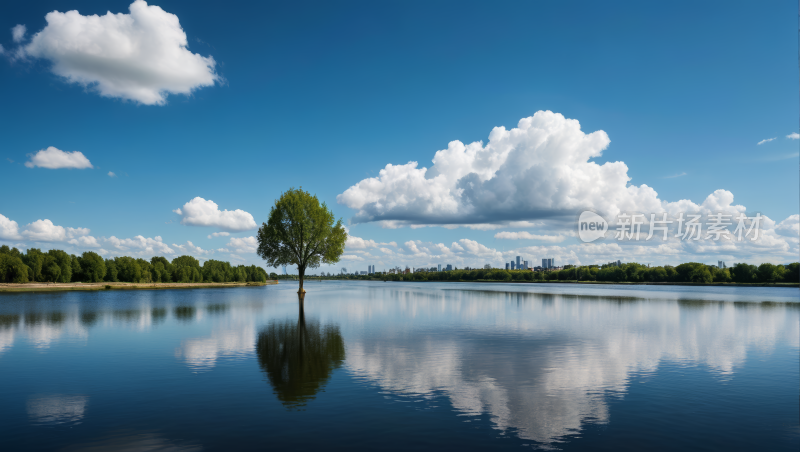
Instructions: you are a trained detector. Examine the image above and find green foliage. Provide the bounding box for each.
[115,256,142,283]
[104,259,119,282]
[47,249,73,283]
[173,255,202,283]
[79,252,107,282]
[784,263,799,283]
[314,260,799,285]
[22,248,45,282]
[0,252,30,283]
[0,246,268,284]
[257,188,347,291]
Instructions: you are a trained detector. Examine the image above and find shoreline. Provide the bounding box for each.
[0,281,278,293]
[301,279,799,288]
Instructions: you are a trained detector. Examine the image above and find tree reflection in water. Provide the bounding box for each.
[256,308,345,408]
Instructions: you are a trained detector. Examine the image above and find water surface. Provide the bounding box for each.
[1,282,797,450]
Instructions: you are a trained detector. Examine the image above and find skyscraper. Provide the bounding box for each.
[516,256,521,268]
[438,264,441,272]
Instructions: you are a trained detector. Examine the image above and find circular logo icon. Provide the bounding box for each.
[578,211,608,243]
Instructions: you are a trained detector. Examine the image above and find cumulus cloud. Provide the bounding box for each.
[107,171,116,177]
[494,231,565,242]
[172,241,211,255]
[340,254,365,262]
[105,235,174,254]
[207,232,230,239]
[25,147,93,169]
[11,24,26,43]
[19,0,219,105]
[21,220,91,242]
[174,197,256,232]
[0,214,22,240]
[68,235,100,248]
[345,236,397,250]
[338,111,664,228]
[226,236,257,254]
[757,137,776,145]
[787,133,800,140]
[0,215,104,247]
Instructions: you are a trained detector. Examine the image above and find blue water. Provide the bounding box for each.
[0,281,797,451]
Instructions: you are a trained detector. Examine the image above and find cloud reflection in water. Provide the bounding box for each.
[343,290,799,445]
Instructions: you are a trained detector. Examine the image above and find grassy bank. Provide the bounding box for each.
[0,281,278,293]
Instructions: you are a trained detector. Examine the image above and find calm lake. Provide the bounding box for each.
[0,281,797,451]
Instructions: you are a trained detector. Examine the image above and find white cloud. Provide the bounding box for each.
[226,236,257,254]
[0,215,103,247]
[494,231,565,242]
[757,137,776,145]
[68,236,100,248]
[338,111,663,228]
[11,24,26,43]
[174,197,256,232]
[0,214,22,240]
[25,147,93,169]
[216,248,229,253]
[22,220,71,242]
[20,0,219,105]
[207,232,230,239]
[0,44,4,55]
[786,133,799,140]
[172,240,211,255]
[664,172,687,179]
[108,171,116,177]
[105,235,174,254]
[344,236,397,250]
[340,254,365,261]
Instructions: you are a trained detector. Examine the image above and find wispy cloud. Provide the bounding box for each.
[757,137,776,145]
[786,133,800,140]
[107,171,117,177]
[663,172,687,179]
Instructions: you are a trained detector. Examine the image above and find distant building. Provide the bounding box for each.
[542,258,554,269]
[718,260,726,268]
[446,264,453,271]
[438,264,442,272]
[510,261,516,270]
[505,263,510,270]
[516,256,521,268]
[360,271,367,275]
[523,260,528,270]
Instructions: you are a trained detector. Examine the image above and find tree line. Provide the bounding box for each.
[309,261,799,284]
[0,245,268,284]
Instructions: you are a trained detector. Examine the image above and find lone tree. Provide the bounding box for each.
[257,188,347,295]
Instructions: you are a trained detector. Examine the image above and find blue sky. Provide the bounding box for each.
[1,0,797,271]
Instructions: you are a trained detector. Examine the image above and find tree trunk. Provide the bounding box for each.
[298,266,305,294]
